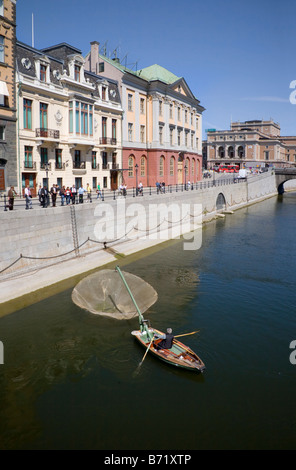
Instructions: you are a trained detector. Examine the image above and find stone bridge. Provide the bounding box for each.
[275,168,296,194]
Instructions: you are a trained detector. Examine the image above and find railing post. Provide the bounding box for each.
[133,187,135,197]
[149,186,151,196]
[102,190,104,202]
[113,190,116,200]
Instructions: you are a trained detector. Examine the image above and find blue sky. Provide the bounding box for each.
[16,0,296,138]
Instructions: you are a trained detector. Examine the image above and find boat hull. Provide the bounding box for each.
[132,328,205,373]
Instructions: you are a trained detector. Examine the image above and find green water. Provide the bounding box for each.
[0,194,295,450]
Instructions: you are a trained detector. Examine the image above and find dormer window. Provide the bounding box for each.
[40,64,47,82]
[102,86,106,100]
[74,65,80,82]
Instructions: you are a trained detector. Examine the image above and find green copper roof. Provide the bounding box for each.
[137,64,181,84]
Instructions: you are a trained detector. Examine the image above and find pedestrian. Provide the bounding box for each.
[78,185,85,203]
[86,183,92,202]
[71,184,77,204]
[50,184,57,207]
[96,182,102,199]
[65,187,71,205]
[25,185,33,209]
[40,186,48,208]
[38,184,42,205]
[7,186,17,210]
[60,186,65,206]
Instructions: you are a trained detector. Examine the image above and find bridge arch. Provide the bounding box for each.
[275,168,296,194]
[216,192,226,211]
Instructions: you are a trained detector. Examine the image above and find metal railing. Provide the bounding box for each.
[99,137,117,146]
[36,128,60,139]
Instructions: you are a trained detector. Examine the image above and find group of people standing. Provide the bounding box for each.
[37,183,98,207]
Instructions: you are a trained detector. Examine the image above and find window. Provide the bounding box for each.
[92,177,97,189]
[40,148,48,168]
[74,65,80,82]
[0,125,4,140]
[192,159,195,176]
[140,156,146,177]
[170,104,173,119]
[70,101,93,137]
[159,100,163,116]
[102,152,107,170]
[23,99,32,129]
[159,126,163,145]
[128,93,133,111]
[0,36,4,63]
[69,102,73,133]
[264,151,269,161]
[128,156,134,177]
[140,125,145,143]
[40,103,48,129]
[103,176,107,188]
[159,156,165,177]
[112,119,117,142]
[92,151,97,169]
[185,110,188,123]
[81,103,88,135]
[178,107,181,121]
[178,129,181,146]
[24,146,33,168]
[128,123,133,142]
[74,150,81,168]
[170,128,174,146]
[99,62,104,73]
[140,98,145,114]
[185,131,188,147]
[102,116,107,140]
[55,149,62,169]
[170,157,175,176]
[40,64,47,82]
[102,87,106,100]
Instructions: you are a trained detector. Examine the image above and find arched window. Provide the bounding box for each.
[218,146,224,158]
[185,158,190,178]
[159,156,165,177]
[128,155,134,177]
[140,156,146,177]
[191,158,195,177]
[238,146,244,158]
[228,146,234,158]
[170,156,175,176]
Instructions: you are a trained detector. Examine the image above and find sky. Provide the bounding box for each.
[16,0,296,139]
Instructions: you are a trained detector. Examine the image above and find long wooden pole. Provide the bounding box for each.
[174,330,200,338]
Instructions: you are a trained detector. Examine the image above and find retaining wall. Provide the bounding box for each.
[0,173,295,278]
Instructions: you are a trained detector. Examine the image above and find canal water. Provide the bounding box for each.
[0,193,295,450]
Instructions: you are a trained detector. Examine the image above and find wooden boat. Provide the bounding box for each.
[116,266,206,373]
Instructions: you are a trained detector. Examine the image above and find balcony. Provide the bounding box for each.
[36,128,60,139]
[91,163,100,170]
[55,162,66,170]
[40,162,52,170]
[24,160,37,171]
[99,137,117,147]
[72,160,86,175]
[109,163,119,170]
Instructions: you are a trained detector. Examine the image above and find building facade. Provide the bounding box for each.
[0,0,17,191]
[203,120,295,170]
[85,42,205,188]
[16,41,122,196]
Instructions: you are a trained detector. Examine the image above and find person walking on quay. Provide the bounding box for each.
[78,185,85,203]
[96,182,102,199]
[7,186,17,210]
[38,184,42,206]
[50,184,58,207]
[71,184,77,204]
[40,186,49,208]
[60,186,65,206]
[65,187,71,205]
[25,185,33,210]
[86,183,92,202]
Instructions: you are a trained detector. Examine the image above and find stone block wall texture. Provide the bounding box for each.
[0,173,295,276]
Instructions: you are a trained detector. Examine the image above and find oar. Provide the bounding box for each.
[174,330,200,338]
[139,337,154,367]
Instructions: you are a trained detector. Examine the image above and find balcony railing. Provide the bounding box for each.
[109,163,119,170]
[73,161,86,169]
[91,163,100,170]
[102,163,108,170]
[24,160,36,170]
[55,162,65,170]
[36,128,60,139]
[99,137,117,146]
[40,162,52,170]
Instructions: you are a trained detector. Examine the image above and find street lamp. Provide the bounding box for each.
[135,163,138,196]
[45,162,50,189]
[184,164,187,190]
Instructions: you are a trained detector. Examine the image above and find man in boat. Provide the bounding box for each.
[153,328,174,351]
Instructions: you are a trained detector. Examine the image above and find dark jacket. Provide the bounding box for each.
[158,333,174,350]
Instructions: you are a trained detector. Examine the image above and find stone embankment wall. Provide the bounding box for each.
[0,173,295,278]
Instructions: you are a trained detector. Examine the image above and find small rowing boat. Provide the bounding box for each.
[116,266,205,373]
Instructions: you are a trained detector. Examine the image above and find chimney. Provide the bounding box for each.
[90,41,100,74]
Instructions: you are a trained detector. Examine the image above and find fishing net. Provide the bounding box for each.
[72,269,158,319]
